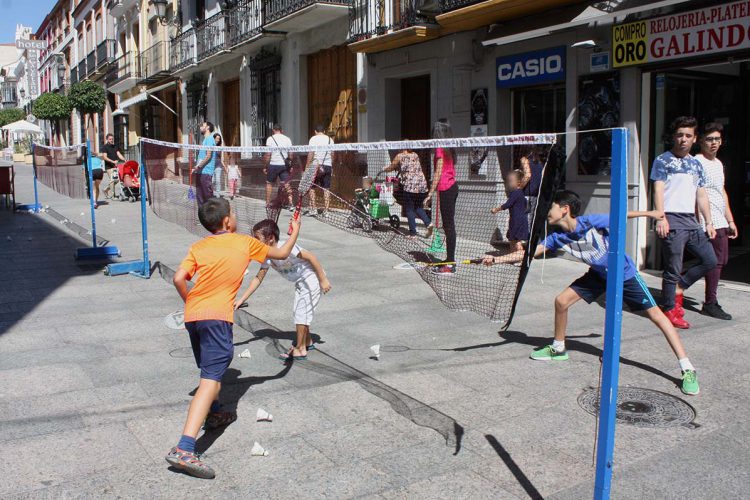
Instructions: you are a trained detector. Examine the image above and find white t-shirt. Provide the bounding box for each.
[308,134,334,167]
[261,242,317,283]
[696,153,728,229]
[227,164,241,180]
[266,133,293,166]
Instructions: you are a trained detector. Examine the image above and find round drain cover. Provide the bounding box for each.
[578,387,696,428]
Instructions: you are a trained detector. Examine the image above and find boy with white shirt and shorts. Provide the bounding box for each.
[696,122,737,320]
[235,219,332,360]
[264,124,294,209]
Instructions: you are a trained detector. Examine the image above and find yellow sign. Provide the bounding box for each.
[612,21,647,68]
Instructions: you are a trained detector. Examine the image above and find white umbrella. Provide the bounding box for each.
[2,120,43,134]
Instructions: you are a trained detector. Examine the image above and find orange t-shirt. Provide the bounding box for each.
[181,233,269,323]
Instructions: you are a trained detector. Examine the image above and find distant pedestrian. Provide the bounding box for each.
[384,146,431,239]
[696,122,736,320]
[194,122,216,206]
[212,133,225,195]
[491,169,529,252]
[425,118,458,274]
[264,124,294,209]
[520,151,544,228]
[306,124,334,215]
[99,133,125,199]
[227,154,241,200]
[166,198,301,479]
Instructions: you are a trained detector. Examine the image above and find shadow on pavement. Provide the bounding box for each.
[485,434,543,500]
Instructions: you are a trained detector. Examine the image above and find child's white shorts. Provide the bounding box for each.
[293,276,321,326]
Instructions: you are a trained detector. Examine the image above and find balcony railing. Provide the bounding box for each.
[170,29,196,72]
[265,0,352,24]
[105,51,139,85]
[86,50,96,76]
[195,11,227,61]
[77,59,87,81]
[348,0,436,42]
[96,40,117,69]
[138,41,170,83]
[70,66,78,85]
[227,0,264,48]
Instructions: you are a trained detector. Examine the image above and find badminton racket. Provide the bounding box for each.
[164,303,248,330]
[288,162,319,235]
[392,258,484,270]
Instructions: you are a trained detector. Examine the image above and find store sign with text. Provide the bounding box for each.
[496,47,566,88]
[613,1,750,68]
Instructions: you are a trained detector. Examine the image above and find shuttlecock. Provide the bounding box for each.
[256,408,273,422]
[44,205,50,209]
[370,344,380,359]
[80,212,85,216]
[27,237,32,241]
[238,348,251,359]
[250,442,269,456]
[110,218,116,224]
[5,235,11,241]
[86,231,92,235]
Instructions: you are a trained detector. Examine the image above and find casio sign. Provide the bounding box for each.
[496,47,566,88]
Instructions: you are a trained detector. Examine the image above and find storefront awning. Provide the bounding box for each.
[113,81,178,115]
[438,0,584,35]
[482,0,691,46]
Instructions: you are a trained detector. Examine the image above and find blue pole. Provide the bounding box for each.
[32,142,39,213]
[593,127,628,500]
[85,140,97,248]
[139,143,150,277]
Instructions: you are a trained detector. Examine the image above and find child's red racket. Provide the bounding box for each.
[288,163,319,235]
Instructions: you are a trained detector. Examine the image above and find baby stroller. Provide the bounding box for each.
[116,160,141,202]
[346,171,401,232]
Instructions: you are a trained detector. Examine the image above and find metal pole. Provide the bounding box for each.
[32,142,39,213]
[139,142,150,278]
[85,140,97,248]
[593,127,628,500]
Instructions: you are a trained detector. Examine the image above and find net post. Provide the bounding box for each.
[17,142,42,212]
[104,142,149,278]
[75,140,120,260]
[593,127,628,500]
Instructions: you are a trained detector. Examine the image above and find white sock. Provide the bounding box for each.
[552,339,565,352]
[679,358,695,372]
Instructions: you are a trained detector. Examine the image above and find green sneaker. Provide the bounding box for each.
[530,345,569,361]
[681,370,700,396]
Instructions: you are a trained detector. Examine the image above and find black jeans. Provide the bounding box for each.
[403,191,431,235]
[439,183,458,262]
[661,228,717,310]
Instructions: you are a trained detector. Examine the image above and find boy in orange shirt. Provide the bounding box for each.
[165,198,301,479]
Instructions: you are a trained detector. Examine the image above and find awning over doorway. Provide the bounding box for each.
[114,81,178,115]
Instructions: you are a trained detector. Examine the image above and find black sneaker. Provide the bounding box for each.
[701,302,732,320]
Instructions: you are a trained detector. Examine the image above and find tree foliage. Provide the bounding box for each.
[0,107,26,126]
[69,81,106,115]
[33,93,72,121]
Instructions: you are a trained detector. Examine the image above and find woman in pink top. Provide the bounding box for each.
[424,118,458,274]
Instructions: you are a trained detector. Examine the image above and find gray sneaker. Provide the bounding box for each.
[701,302,731,320]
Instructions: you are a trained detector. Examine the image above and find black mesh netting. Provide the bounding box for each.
[141,136,564,327]
[33,144,88,199]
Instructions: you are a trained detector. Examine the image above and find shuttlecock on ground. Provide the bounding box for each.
[370,344,381,359]
[110,218,116,224]
[80,212,85,216]
[238,348,251,359]
[256,408,273,422]
[5,236,11,241]
[250,442,269,456]
[27,237,32,241]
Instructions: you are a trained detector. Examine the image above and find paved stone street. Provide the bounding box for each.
[1,163,749,499]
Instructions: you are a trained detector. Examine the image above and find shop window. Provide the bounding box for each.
[249,50,281,145]
[577,72,620,176]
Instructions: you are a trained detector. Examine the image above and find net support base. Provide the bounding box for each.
[16,203,41,212]
[75,245,121,260]
[104,259,151,278]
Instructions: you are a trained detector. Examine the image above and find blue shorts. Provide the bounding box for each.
[186,320,233,381]
[570,270,657,312]
[266,164,290,183]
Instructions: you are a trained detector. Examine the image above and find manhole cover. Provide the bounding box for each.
[578,387,697,429]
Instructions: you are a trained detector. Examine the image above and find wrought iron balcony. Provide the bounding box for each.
[170,29,196,72]
[226,0,264,49]
[70,66,78,85]
[106,51,140,93]
[96,40,117,69]
[86,50,96,76]
[196,11,228,61]
[438,0,482,10]
[265,0,352,31]
[76,59,87,81]
[348,0,431,43]
[138,41,171,84]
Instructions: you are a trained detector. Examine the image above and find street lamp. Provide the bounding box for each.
[151,0,169,24]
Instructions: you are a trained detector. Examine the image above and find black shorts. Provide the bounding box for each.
[316,165,332,189]
[186,320,234,381]
[570,269,657,312]
[266,164,290,183]
[92,169,104,181]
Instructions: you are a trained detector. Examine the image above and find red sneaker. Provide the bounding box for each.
[675,294,686,318]
[664,308,690,329]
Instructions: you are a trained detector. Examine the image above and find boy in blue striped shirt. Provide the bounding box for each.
[483,190,699,395]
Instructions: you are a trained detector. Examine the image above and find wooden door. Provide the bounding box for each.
[401,75,431,183]
[307,45,357,198]
[222,79,240,146]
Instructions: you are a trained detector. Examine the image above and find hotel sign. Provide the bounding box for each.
[613,1,750,67]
